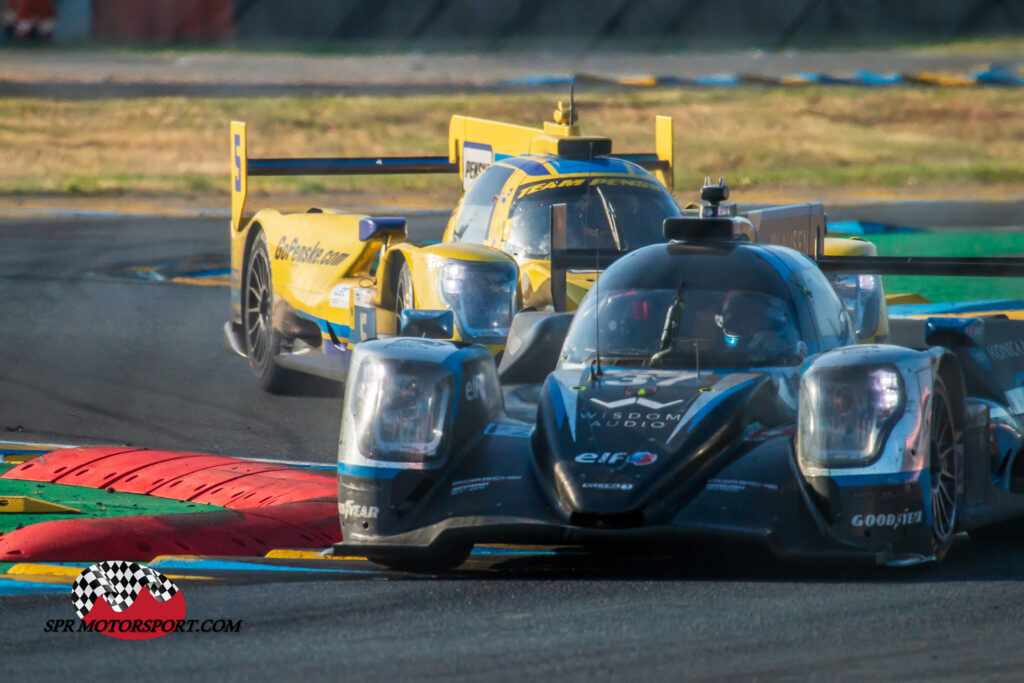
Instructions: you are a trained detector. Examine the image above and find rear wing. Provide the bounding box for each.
[230,120,456,231]
[817,256,1024,277]
[730,202,1024,278]
[232,107,674,231]
[448,109,673,191]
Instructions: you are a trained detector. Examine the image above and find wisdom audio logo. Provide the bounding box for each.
[70,561,187,640]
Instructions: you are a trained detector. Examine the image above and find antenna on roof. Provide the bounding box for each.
[587,132,603,382]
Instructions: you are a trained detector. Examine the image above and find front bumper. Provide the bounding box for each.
[338,438,936,567]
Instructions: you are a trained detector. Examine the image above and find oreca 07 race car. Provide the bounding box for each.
[224,101,678,392]
[335,194,1024,570]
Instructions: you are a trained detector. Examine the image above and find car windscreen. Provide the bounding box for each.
[504,176,681,259]
[561,286,807,368]
[560,245,811,368]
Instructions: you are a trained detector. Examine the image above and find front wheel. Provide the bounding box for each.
[395,261,414,315]
[929,380,958,560]
[244,231,300,394]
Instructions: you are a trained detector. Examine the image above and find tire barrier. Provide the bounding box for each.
[500,65,1024,89]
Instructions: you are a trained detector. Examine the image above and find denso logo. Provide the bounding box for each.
[574,451,658,466]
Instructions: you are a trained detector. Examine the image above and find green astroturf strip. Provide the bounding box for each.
[0,479,228,535]
[865,232,1024,304]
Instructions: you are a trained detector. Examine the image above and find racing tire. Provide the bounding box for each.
[243,231,300,394]
[395,260,415,316]
[929,380,958,561]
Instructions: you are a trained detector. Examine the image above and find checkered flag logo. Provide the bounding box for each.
[72,561,179,620]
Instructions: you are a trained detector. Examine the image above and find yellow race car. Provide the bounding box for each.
[224,101,677,392]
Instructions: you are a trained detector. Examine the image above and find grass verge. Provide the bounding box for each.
[0,88,1021,209]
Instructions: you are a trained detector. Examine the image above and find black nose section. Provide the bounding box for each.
[535,372,781,524]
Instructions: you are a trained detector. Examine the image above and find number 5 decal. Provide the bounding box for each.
[233,134,242,192]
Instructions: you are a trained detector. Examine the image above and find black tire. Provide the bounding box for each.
[243,231,300,394]
[929,380,958,560]
[395,260,414,315]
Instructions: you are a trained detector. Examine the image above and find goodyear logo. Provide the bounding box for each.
[275,237,348,266]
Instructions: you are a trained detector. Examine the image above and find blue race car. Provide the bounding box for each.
[334,187,1024,571]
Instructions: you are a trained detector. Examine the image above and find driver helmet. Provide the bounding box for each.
[714,291,799,361]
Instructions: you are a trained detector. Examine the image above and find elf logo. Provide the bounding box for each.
[574,451,658,466]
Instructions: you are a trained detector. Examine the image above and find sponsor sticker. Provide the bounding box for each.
[353,286,374,307]
[851,509,923,530]
[274,236,348,266]
[340,499,380,519]
[580,407,685,431]
[705,478,780,493]
[581,482,634,491]
[465,372,487,401]
[484,422,532,438]
[574,451,658,466]
[589,396,686,410]
[987,338,1024,362]
[462,142,493,190]
[329,284,351,309]
[450,475,522,496]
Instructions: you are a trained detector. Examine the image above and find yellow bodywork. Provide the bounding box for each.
[823,236,891,344]
[229,107,674,366]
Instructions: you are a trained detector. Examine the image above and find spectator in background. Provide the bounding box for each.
[3,0,56,41]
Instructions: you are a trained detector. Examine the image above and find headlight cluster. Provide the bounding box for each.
[798,363,905,470]
[439,260,517,343]
[350,357,452,463]
[828,273,883,340]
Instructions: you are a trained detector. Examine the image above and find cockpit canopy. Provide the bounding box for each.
[504,174,681,259]
[560,242,856,369]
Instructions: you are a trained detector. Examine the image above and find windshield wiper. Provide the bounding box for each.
[593,185,623,251]
[647,278,687,368]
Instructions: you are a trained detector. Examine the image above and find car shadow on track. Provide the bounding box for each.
[372,534,1024,583]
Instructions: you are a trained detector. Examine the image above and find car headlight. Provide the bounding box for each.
[350,357,452,463]
[439,259,517,343]
[828,273,882,340]
[798,363,905,470]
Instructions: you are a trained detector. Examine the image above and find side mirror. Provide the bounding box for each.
[359,217,407,243]
[400,309,454,339]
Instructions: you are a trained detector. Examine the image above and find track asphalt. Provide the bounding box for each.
[2,207,1024,679]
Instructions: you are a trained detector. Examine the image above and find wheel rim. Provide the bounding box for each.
[930,391,956,545]
[245,246,272,368]
[396,269,413,313]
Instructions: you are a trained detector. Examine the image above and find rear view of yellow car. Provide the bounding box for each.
[224,101,677,392]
